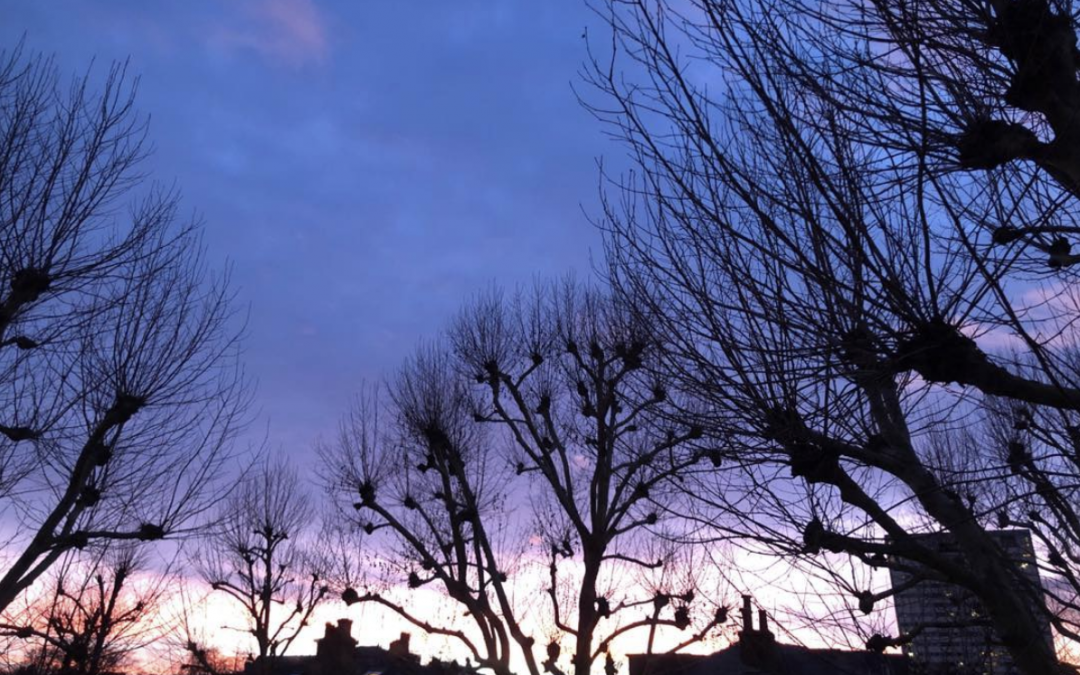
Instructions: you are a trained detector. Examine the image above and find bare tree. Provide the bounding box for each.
[0,47,247,615]
[166,584,242,675]
[0,545,173,675]
[196,457,327,671]
[325,348,539,675]
[324,282,728,675]
[759,0,1080,264]
[583,1,1080,673]
[174,646,235,675]
[453,284,727,675]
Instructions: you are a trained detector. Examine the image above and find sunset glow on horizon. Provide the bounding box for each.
[6,2,1080,675]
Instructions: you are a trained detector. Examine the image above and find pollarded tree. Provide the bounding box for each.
[763,0,1080,263]
[325,282,728,675]
[327,349,534,675]
[196,458,327,671]
[452,284,727,675]
[0,546,173,675]
[586,1,1080,673]
[169,584,245,675]
[0,48,246,614]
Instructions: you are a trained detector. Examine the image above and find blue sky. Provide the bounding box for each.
[2,1,617,455]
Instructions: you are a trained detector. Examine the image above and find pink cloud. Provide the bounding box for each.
[213,0,329,68]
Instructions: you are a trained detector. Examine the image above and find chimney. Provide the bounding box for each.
[740,595,754,633]
[737,598,777,670]
[389,631,413,658]
[317,618,358,666]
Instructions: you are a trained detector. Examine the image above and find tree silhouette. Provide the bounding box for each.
[196,458,327,672]
[324,282,727,675]
[585,1,1080,673]
[0,47,247,616]
[0,545,172,675]
[169,584,245,675]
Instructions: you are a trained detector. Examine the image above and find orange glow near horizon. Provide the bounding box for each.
[168,549,863,674]
[4,551,1079,674]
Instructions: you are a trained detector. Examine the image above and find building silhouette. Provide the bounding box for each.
[242,619,477,675]
[628,595,908,675]
[889,529,1054,675]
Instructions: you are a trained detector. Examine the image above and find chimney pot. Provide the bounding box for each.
[741,595,753,633]
[758,609,769,635]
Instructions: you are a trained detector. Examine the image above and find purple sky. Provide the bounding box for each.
[2,1,618,456]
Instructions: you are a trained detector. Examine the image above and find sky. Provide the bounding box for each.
[8,4,1074,672]
[0,0,617,457]
[0,3,914,669]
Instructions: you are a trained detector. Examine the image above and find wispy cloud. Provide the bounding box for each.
[212,0,329,68]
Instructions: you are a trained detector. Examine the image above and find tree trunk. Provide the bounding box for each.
[574,547,601,675]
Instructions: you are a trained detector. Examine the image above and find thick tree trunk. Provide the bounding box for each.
[574,549,601,675]
[870,386,1065,675]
